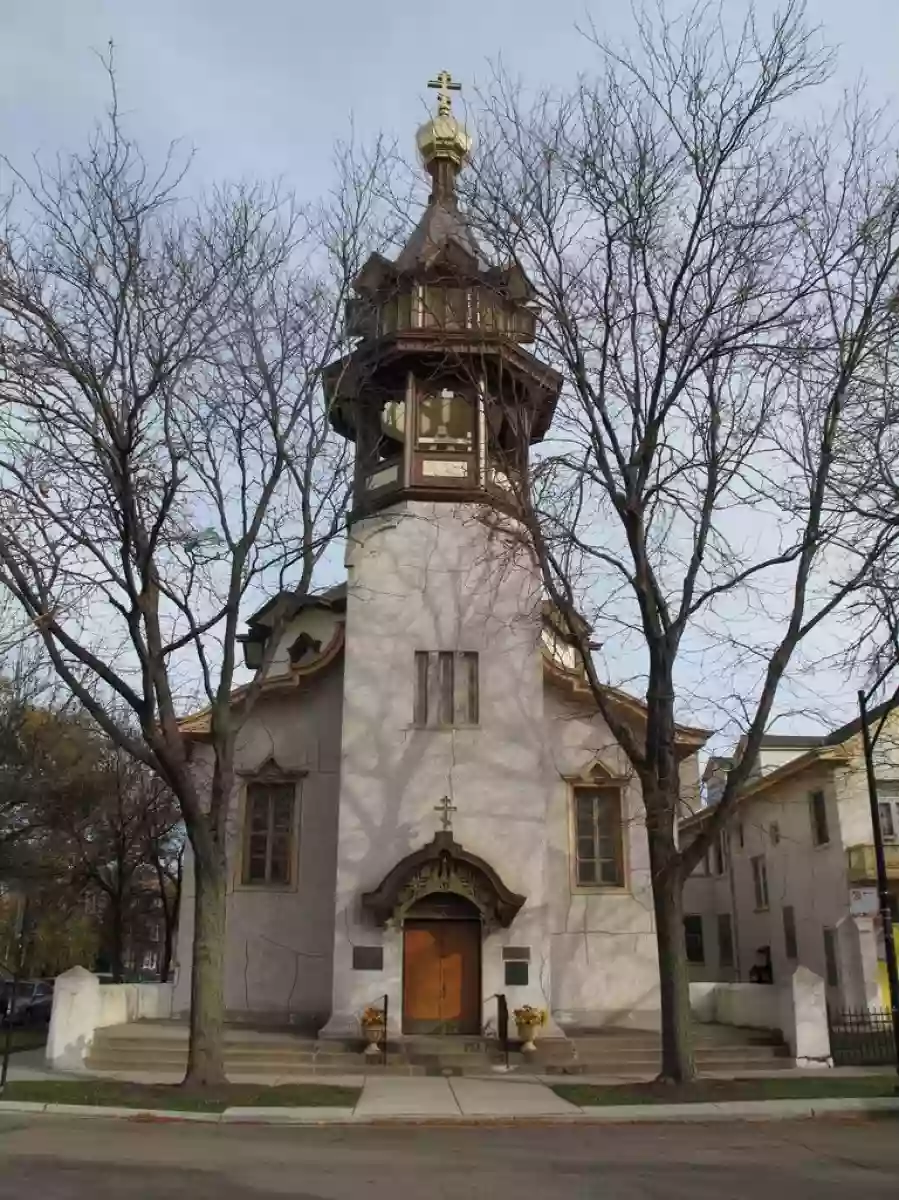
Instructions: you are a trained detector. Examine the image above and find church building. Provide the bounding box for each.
[173,75,706,1039]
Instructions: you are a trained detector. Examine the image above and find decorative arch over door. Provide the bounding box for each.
[361,831,525,931]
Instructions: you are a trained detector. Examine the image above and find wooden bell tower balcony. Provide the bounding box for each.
[323,72,562,521]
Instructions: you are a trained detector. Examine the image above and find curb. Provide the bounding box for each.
[0,1096,898,1125]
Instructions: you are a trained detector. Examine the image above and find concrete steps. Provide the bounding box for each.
[83,1021,791,1080]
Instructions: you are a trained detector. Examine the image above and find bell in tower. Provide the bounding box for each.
[323,72,562,520]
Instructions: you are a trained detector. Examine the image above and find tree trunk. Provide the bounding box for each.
[158,856,181,984]
[649,837,695,1083]
[159,900,174,984]
[184,854,227,1088]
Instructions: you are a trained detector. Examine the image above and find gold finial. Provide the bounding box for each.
[428,70,461,117]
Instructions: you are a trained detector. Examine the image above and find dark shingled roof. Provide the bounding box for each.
[393,200,489,274]
[244,582,347,634]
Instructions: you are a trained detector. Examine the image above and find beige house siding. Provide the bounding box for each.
[683,714,899,1010]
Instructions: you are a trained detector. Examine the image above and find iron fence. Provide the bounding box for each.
[828,1006,897,1066]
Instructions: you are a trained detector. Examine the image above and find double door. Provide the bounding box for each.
[402,919,480,1034]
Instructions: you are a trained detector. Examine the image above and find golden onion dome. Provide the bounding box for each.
[416,111,472,170]
[417,71,472,171]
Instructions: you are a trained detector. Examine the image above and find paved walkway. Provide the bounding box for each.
[354,1076,579,1118]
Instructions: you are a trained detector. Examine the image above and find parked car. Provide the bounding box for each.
[0,980,54,1026]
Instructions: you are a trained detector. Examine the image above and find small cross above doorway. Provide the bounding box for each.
[434,795,457,832]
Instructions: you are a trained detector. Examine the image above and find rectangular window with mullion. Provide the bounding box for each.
[574,788,624,888]
[809,790,830,846]
[413,651,479,728]
[243,782,296,886]
[751,854,769,910]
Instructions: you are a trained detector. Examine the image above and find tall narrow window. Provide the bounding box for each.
[573,787,625,887]
[243,782,296,886]
[717,913,734,968]
[413,651,479,728]
[437,652,455,726]
[457,651,479,725]
[878,787,899,840]
[783,905,798,961]
[809,790,830,846]
[751,855,769,910]
[823,927,839,988]
[711,831,730,876]
[414,651,430,726]
[683,915,705,964]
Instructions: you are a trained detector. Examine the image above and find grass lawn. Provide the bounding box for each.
[0,1080,361,1113]
[1,1027,47,1055]
[553,1075,899,1107]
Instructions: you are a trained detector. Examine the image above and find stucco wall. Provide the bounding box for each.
[542,686,660,1029]
[727,768,847,997]
[173,661,343,1027]
[682,871,737,982]
[318,501,663,1035]
[322,502,558,1035]
[695,754,882,1009]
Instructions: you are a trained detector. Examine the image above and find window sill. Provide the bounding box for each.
[754,906,770,913]
[570,884,631,896]
[409,723,480,732]
[234,880,299,894]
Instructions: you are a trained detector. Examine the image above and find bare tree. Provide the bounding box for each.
[0,70,390,1084]
[44,743,182,982]
[464,1,899,1080]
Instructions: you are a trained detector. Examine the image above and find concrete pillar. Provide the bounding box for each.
[780,965,832,1067]
[46,966,101,1071]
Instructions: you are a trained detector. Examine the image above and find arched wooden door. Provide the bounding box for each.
[402,918,481,1034]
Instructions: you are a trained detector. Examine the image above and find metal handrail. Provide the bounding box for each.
[495,992,509,1069]
[381,992,388,1066]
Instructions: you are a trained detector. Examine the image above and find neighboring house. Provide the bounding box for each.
[171,88,709,1037]
[682,710,899,1009]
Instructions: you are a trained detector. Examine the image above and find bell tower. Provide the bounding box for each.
[320,76,564,1040]
[324,71,561,518]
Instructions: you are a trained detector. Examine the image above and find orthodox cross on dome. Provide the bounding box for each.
[434,794,458,832]
[428,69,462,117]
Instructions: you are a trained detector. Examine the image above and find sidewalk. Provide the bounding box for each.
[3,1067,899,1125]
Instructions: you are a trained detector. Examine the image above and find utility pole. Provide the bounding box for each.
[858,690,899,1080]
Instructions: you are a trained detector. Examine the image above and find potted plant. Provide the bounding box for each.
[360,1005,386,1057]
[513,1005,547,1053]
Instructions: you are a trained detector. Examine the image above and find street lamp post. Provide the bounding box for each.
[858,689,899,1079]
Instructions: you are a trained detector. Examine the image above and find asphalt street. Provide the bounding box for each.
[0,1114,897,1198]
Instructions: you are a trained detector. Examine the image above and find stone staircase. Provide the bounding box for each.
[84,1020,791,1081]
[556,1026,792,1077]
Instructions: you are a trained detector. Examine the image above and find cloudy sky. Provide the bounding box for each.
[2,0,896,735]
[2,0,897,203]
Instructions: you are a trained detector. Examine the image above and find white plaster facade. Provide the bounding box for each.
[683,715,899,1009]
[171,500,706,1035]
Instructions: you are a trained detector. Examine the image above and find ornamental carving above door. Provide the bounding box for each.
[361,831,525,931]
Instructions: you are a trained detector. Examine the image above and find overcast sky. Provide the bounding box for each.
[2,0,897,202]
[2,1,896,735]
